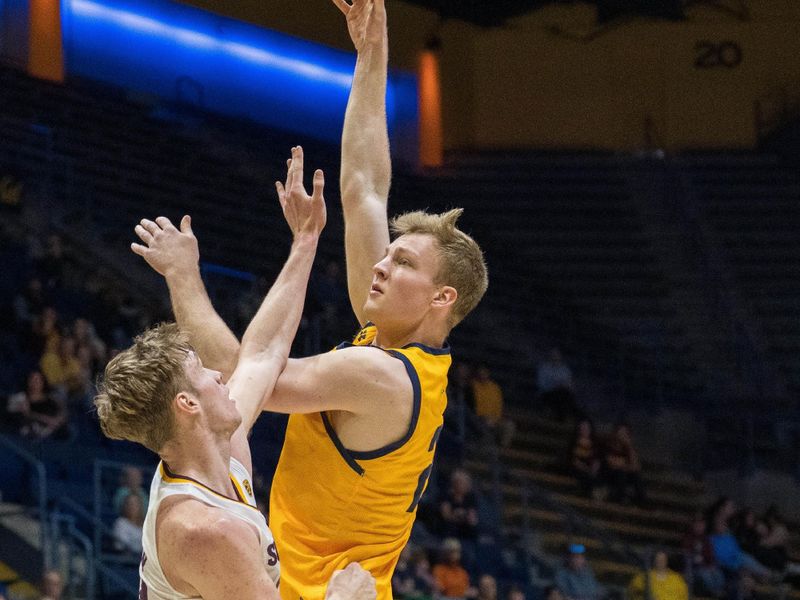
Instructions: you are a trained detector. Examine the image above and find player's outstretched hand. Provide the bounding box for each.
[275,146,327,240]
[331,0,386,53]
[132,215,199,279]
[324,563,377,600]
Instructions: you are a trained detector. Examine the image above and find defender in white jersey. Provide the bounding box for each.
[95,149,376,600]
[140,458,281,598]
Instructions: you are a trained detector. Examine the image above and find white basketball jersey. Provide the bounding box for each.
[138,458,280,599]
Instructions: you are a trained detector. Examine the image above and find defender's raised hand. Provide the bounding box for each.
[275,146,327,240]
[324,563,377,600]
[132,215,199,278]
[331,0,386,53]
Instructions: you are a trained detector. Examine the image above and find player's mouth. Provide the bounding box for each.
[370,283,384,296]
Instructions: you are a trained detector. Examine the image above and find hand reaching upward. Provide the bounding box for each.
[275,146,327,241]
[332,0,387,53]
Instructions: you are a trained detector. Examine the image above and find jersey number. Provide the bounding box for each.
[406,426,442,513]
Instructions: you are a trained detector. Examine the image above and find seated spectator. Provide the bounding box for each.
[733,508,761,555]
[112,493,144,555]
[39,569,64,600]
[445,362,474,442]
[40,336,86,398]
[440,469,479,542]
[682,511,725,597]
[476,575,497,600]
[7,370,68,440]
[433,538,475,599]
[510,585,530,600]
[112,466,148,515]
[536,348,577,422]
[393,543,438,600]
[554,543,605,600]
[603,423,646,506]
[72,317,107,366]
[628,550,688,600]
[568,418,602,499]
[471,365,515,448]
[753,506,790,572]
[30,306,60,357]
[542,586,563,600]
[708,498,772,581]
[13,276,46,331]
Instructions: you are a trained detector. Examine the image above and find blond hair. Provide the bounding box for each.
[94,323,193,453]
[390,208,488,328]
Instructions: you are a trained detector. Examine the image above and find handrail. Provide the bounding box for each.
[49,512,95,600]
[94,560,139,599]
[0,435,49,569]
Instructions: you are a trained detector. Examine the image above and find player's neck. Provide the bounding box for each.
[373,323,447,350]
[160,434,235,498]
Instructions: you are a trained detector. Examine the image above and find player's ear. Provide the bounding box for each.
[175,391,200,415]
[432,286,457,309]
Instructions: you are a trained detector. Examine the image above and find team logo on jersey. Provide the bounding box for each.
[243,479,253,497]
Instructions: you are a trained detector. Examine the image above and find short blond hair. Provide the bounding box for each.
[390,208,488,328]
[94,323,193,453]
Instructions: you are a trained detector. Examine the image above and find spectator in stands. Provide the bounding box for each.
[554,543,605,600]
[36,233,68,291]
[753,506,790,572]
[682,511,725,597]
[72,317,107,366]
[542,586,563,600]
[733,508,761,556]
[568,418,602,499]
[708,497,772,581]
[309,259,350,348]
[432,538,476,599]
[393,543,437,599]
[476,575,497,600]
[111,492,145,555]
[439,469,479,542]
[13,276,46,331]
[40,335,85,398]
[445,362,474,442]
[39,569,63,600]
[30,306,60,357]
[112,466,148,515]
[471,365,515,448]
[628,550,688,600]
[603,423,646,506]
[7,370,68,440]
[536,348,577,422]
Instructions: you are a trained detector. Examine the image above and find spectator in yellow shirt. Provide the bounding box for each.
[629,551,688,600]
[471,365,515,447]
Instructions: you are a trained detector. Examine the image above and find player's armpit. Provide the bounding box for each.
[159,506,279,600]
[263,346,412,416]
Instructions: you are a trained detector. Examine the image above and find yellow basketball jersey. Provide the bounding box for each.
[269,324,451,600]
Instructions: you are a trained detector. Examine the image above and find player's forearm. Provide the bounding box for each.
[239,234,318,362]
[165,269,240,379]
[341,38,391,205]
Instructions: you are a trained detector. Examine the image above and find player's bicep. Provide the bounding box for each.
[264,348,407,415]
[343,193,390,325]
[176,518,278,600]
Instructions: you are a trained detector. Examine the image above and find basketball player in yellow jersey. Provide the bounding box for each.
[131,3,488,598]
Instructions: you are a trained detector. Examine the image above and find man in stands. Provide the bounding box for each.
[131,1,488,596]
[105,152,374,599]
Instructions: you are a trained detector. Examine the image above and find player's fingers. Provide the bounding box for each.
[134,224,153,243]
[180,215,193,235]
[291,146,304,190]
[131,242,147,257]
[331,0,351,14]
[155,216,175,231]
[311,169,325,199]
[275,181,287,210]
[139,218,159,234]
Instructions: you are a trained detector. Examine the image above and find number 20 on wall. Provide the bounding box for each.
[694,41,743,69]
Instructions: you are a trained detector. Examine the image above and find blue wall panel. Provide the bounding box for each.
[60,0,418,148]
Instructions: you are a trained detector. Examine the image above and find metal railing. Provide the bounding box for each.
[49,512,95,600]
[0,434,50,569]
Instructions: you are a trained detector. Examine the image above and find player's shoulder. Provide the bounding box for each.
[158,496,256,554]
[326,344,410,389]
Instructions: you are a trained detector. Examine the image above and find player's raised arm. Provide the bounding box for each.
[227,146,325,436]
[333,0,392,324]
[132,216,240,380]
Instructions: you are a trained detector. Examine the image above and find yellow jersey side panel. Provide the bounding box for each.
[270,324,451,600]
